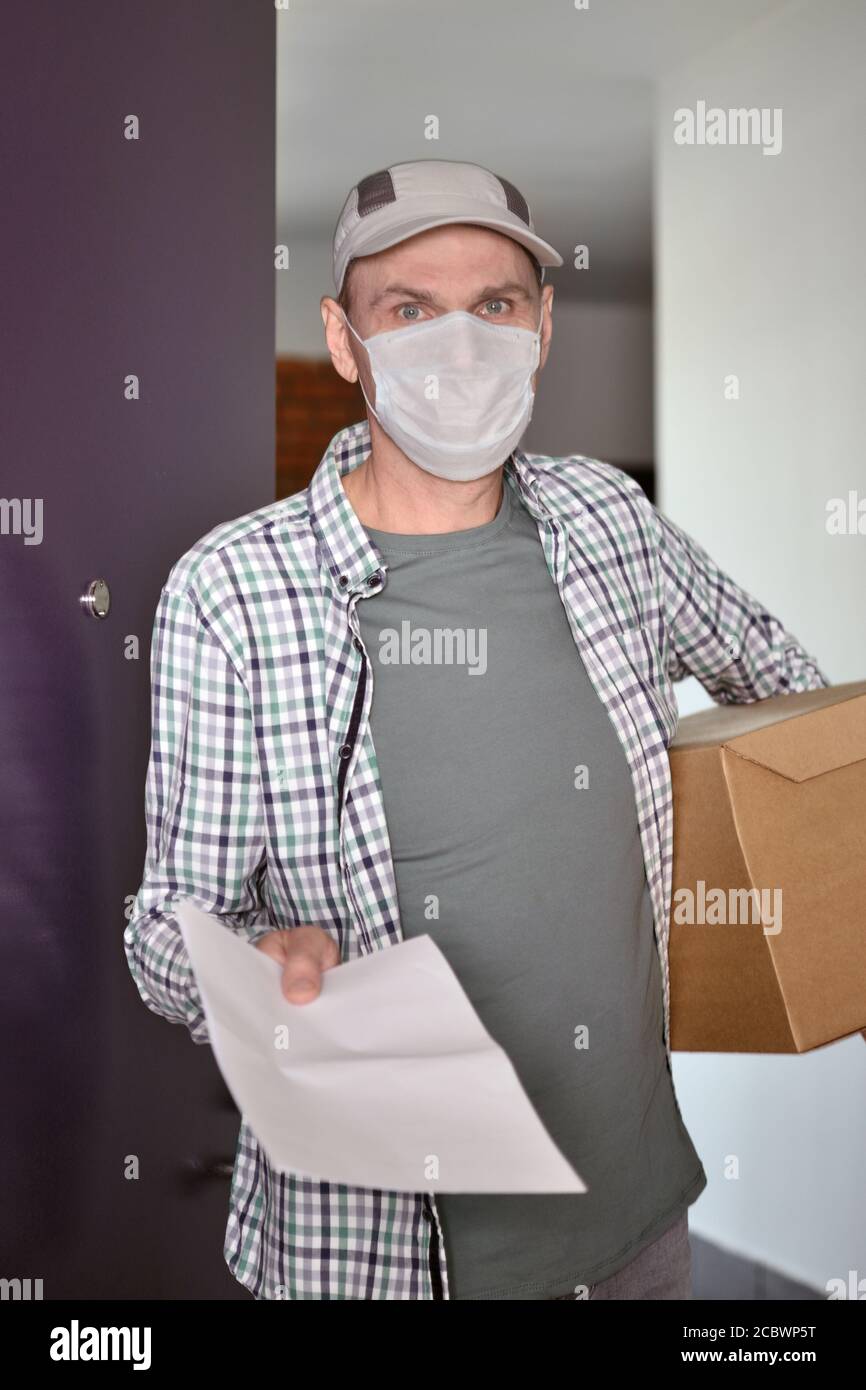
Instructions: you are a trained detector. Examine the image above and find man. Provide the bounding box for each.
[125,158,829,1300]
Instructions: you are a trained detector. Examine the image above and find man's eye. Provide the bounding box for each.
[482,300,507,316]
[397,304,422,321]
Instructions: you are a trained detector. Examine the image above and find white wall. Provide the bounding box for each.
[276,234,335,357]
[656,0,866,1291]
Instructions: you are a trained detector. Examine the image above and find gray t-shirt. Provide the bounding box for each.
[357,478,706,1300]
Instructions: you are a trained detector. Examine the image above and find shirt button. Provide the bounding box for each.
[338,744,352,759]
[366,570,383,587]
[338,575,349,588]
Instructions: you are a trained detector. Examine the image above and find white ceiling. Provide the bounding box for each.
[277,0,788,300]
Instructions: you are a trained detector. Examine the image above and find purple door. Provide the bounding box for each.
[0,1,275,1298]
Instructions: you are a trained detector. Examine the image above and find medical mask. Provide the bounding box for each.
[342,302,544,482]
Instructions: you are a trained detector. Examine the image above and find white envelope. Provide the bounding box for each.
[176,900,586,1195]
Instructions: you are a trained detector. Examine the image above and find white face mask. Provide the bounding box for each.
[342,302,545,482]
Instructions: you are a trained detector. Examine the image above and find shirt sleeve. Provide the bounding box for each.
[124,586,271,1045]
[645,499,831,703]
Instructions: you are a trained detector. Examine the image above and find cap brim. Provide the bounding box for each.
[337,214,563,291]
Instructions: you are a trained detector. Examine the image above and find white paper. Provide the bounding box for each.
[176,900,586,1195]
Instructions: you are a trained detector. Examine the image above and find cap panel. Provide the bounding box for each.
[332,158,562,294]
[356,168,397,217]
[388,159,509,210]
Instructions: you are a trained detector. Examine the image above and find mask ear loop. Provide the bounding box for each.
[537,258,547,334]
[340,308,386,430]
[341,308,363,345]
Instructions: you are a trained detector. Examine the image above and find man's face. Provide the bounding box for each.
[323,222,554,406]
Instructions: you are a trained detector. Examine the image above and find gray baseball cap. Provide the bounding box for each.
[332,158,563,294]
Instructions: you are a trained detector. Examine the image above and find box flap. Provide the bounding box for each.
[669,748,798,1051]
[671,681,866,783]
[719,748,866,1049]
[726,693,866,782]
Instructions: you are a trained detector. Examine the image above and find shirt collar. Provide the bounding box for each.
[308,420,553,598]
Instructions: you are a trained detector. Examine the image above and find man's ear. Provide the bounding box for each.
[321,296,360,385]
[536,284,554,378]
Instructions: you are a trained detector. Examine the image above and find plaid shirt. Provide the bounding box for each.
[124,419,829,1300]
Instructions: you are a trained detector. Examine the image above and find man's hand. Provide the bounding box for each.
[254,926,341,1004]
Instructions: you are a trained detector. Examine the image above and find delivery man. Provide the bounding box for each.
[125,158,829,1300]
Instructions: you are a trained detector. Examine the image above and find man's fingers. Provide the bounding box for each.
[278,926,340,1004]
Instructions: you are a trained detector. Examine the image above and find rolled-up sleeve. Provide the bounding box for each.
[124,587,270,1045]
[646,502,831,703]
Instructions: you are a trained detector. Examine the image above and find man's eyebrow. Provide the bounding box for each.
[472,282,533,302]
[370,285,441,307]
[371,281,533,307]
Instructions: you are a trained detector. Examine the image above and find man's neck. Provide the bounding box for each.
[340,424,504,535]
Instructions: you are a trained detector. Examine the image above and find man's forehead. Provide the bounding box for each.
[357,224,536,289]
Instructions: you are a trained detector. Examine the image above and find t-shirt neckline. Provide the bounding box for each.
[362,480,514,555]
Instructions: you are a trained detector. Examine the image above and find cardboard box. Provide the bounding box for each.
[668,680,866,1053]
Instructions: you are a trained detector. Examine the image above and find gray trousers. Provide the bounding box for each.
[549,1212,693,1300]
